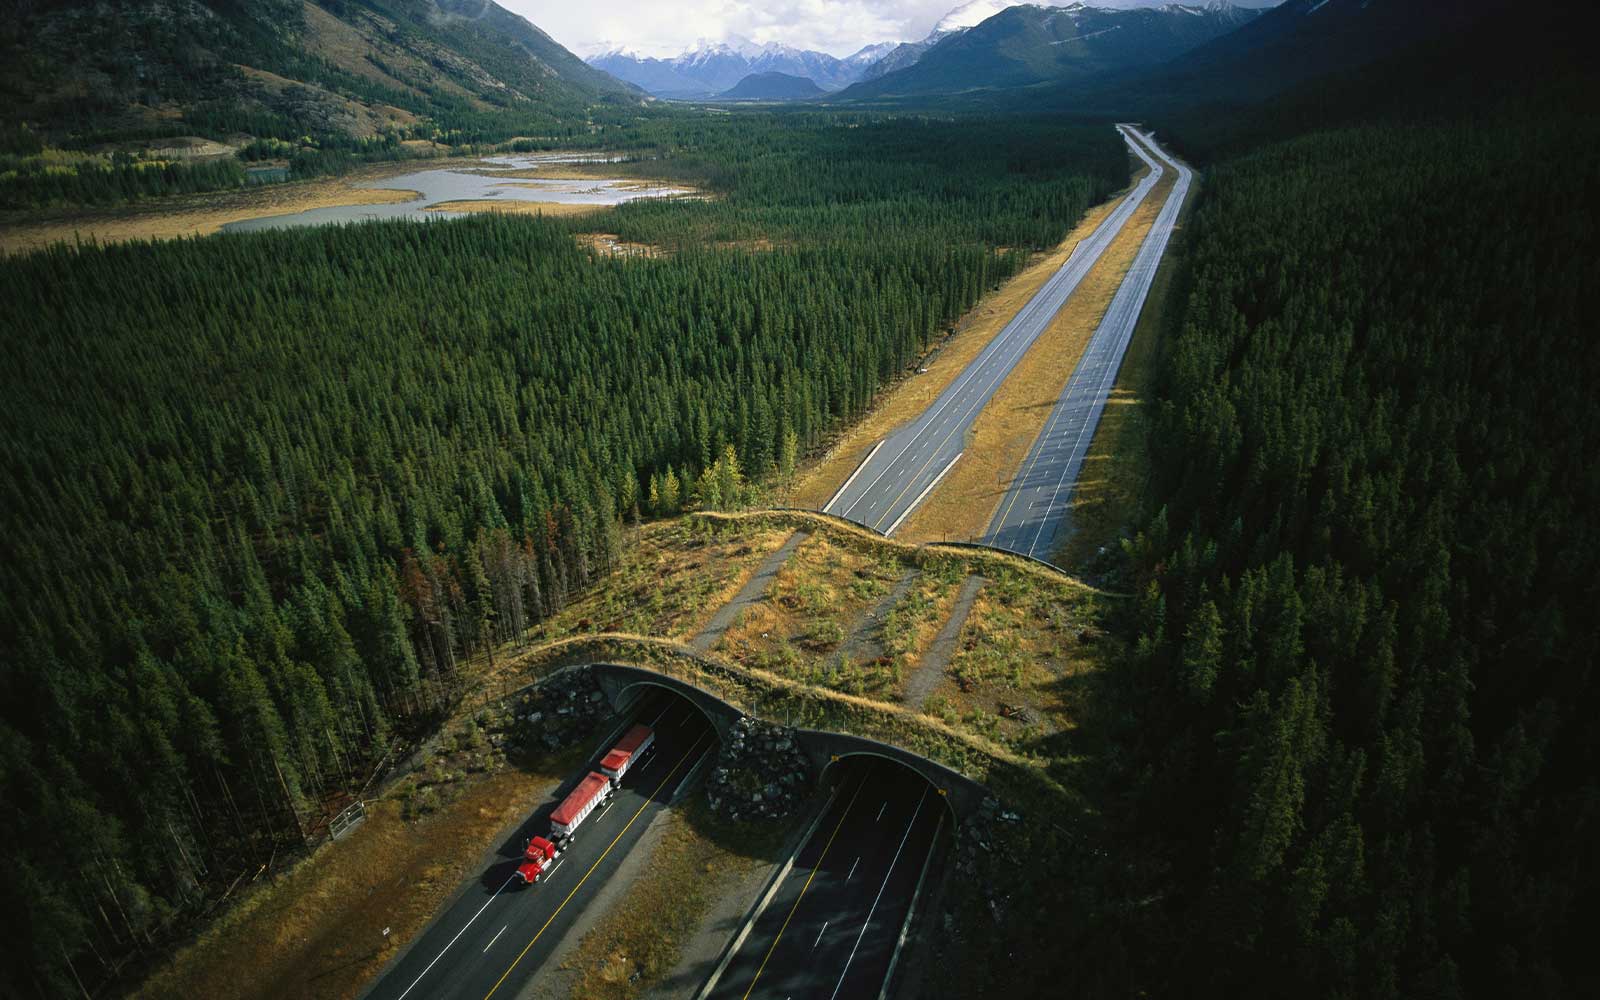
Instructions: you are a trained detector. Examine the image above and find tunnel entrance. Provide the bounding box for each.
[704,752,953,1000]
[820,752,960,828]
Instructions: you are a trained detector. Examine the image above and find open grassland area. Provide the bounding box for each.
[785,175,1138,511]
[714,531,968,700]
[558,798,790,1000]
[521,520,797,650]
[924,568,1101,750]
[896,165,1176,544]
[519,511,1114,766]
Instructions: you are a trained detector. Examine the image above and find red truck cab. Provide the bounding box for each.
[515,835,559,884]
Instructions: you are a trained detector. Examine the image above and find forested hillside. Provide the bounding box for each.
[1103,108,1600,995]
[0,0,641,210]
[3,0,634,145]
[0,115,1125,996]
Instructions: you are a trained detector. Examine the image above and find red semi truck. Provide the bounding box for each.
[513,723,656,885]
[516,835,559,884]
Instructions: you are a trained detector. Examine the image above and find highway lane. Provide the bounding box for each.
[707,760,947,1000]
[983,127,1192,563]
[362,693,714,1000]
[824,125,1163,536]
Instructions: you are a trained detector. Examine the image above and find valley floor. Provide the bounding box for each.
[0,157,671,255]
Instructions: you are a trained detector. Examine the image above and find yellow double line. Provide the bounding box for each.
[480,732,712,999]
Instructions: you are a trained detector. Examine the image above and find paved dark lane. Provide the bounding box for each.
[823,125,1162,536]
[362,694,714,1000]
[707,760,947,1000]
[984,127,1193,563]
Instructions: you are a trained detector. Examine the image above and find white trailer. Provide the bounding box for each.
[600,724,656,782]
[549,771,611,842]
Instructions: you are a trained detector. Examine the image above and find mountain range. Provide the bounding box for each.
[1,0,639,144]
[588,37,894,99]
[842,2,1261,100]
[591,2,1278,104]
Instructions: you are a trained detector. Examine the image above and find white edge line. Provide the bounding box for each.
[827,789,930,1000]
[395,872,517,999]
[884,451,962,537]
[844,124,1158,521]
[875,811,946,1000]
[823,438,885,513]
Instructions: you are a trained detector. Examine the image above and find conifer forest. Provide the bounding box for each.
[1,1,1595,998]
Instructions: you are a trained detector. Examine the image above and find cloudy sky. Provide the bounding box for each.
[505,0,1215,60]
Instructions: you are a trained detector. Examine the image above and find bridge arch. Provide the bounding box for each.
[575,662,989,821]
[798,731,985,821]
[588,663,744,741]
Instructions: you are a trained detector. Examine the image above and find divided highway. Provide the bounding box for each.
[705,760,947,1000]
[824,124,1164,535]
[363,693,713,1000]
[985,127,1192,562]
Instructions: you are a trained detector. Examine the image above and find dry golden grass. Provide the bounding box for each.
[893,166,1178,544]
[133,509,1103,1000]
[922,576,1097,743]
[504,521,796,656]
[423,199,608,218]
[506,630,1049,780]
[136,756,581,1000]
[785,177,1140,510]
[0,165,422,256]
[713,534,905,692]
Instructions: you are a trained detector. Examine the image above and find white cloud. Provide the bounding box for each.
[505,0,970,58]
[503,0,1279,59]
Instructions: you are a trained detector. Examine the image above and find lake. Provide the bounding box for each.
[223,154,688,233]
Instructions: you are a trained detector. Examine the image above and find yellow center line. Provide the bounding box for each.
[481,732,711,1000]
[739,771,872,1000]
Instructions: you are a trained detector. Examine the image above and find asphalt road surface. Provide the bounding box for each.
[984,127,1193,563]
[823,125,1163,535]
[362,693,714,1000]
[707,760,948,1000]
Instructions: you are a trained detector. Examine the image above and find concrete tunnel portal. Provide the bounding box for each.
[585,662,985,822]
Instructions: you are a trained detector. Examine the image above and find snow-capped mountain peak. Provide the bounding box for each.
[589,35,903,99]
[934,0,1036,35]
[845,42,900,67]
